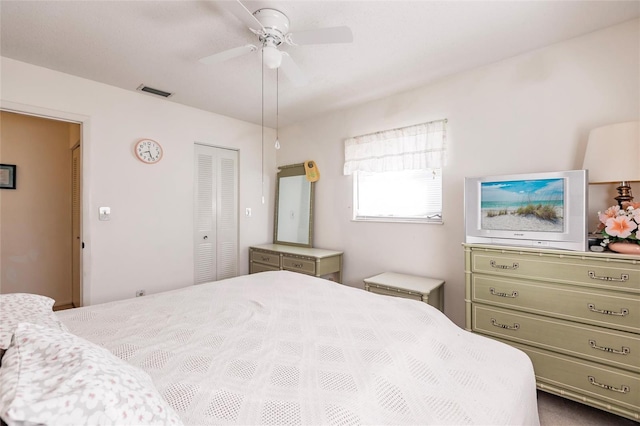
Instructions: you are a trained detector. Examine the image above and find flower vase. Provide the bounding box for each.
[608,242,640,255]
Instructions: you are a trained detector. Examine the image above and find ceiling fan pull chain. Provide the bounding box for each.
[275,68,281,150]
[261,48,265,204]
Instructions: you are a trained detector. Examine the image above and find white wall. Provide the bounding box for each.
[276,19,640,327]
[1,57,277,305]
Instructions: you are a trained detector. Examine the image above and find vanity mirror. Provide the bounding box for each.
[274,163,314,247]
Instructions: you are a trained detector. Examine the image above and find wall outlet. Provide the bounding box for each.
[136,290,146,297]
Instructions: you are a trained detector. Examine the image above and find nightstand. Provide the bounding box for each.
[363,272,445,312]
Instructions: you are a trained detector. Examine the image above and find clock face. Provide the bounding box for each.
[135,139,163,164]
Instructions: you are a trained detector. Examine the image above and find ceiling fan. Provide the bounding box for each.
[198,1,353,86]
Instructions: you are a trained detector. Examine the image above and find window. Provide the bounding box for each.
[354,168,442,222]
[344,119,446,223]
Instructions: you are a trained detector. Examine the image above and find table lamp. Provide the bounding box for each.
[582,121,640,206]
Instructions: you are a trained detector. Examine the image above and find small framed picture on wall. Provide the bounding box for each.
[0,164,17,189]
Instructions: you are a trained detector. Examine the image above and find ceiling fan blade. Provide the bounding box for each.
[223,0,265,32]
[287,26,353,45]
[280,52,308,87]
[199,44,257,65]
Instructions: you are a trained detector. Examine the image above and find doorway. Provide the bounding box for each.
[0,111,82,308]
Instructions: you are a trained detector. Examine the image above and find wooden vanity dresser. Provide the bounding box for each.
[250,244,343,283]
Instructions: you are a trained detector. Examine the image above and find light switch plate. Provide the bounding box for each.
[99,207,111,221]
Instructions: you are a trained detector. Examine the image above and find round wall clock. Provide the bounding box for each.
[134,139,163,164]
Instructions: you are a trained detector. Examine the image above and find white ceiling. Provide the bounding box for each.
[1,1,638,128]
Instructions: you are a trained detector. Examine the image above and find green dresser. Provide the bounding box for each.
[464,244,640,421]
[249,244,343,283]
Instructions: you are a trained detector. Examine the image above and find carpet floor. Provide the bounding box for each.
[537,391,637,425]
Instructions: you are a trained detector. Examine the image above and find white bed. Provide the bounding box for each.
[3,271,540,425]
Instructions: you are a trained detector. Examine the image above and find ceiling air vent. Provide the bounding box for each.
[136,84,173,98]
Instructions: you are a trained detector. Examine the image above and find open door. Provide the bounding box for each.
[1,108,84,309]
[71,144,81,307]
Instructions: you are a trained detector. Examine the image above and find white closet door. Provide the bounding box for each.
[216,149,239,280]
[194,144,238,284]
[194,145,216,284]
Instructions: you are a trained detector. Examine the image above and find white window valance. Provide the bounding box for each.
[343,119,447,175]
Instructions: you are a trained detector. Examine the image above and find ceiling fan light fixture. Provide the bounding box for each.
[262,44,282,69]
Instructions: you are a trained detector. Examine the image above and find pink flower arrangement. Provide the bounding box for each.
[598,201,640,247]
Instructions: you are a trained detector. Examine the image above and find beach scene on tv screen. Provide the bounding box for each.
[481,178,564,232]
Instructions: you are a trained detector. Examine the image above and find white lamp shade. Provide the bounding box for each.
[582,121,640,183]
[262,45,282,69]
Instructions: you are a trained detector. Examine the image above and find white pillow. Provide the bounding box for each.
[0,322,184,426]
[0,293,69,350]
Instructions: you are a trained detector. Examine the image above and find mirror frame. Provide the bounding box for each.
[274,163,315,247]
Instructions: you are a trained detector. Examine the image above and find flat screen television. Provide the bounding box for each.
[464,170,588,251]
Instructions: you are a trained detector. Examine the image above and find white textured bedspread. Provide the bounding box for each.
[57,271,539,425]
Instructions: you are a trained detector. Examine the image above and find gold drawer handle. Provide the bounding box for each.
[489,287,519,298]
[588,271,629,282]
[490,260,519,270]
[588,340,630,355]
[588,376,630,394]
[490,318,520,330]
[260,256,271,261]
[292,263,303,268]
[587,304,629,317]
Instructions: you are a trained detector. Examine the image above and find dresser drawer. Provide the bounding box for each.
[282,255,316,275]
[251,250,281,268]
[472,305,640,373]
[250,263,280,274]
[471,275,640,333]
[365,284,424,302]
[510,342,640,414]
[471,250,640,294]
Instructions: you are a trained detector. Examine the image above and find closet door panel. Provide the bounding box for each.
[216,152,238,280]
[194,145,217,284]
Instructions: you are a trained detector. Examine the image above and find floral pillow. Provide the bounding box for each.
[0,322,184,426]
[0,293,69,351]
